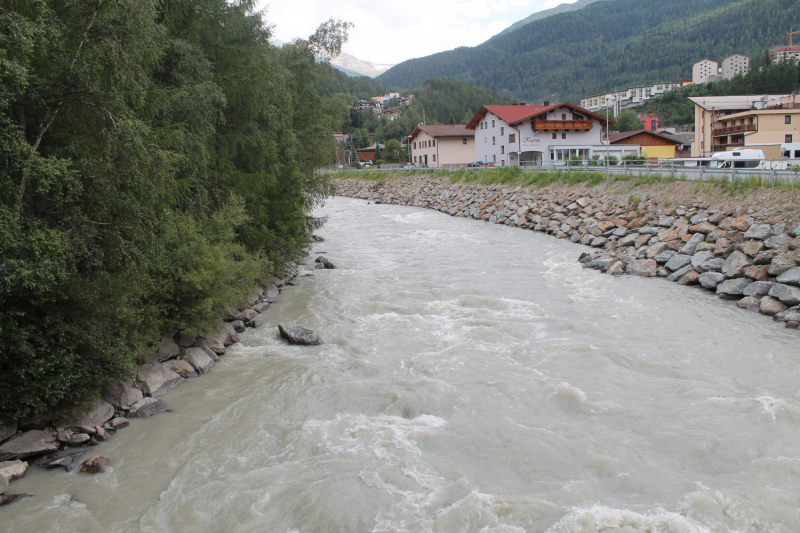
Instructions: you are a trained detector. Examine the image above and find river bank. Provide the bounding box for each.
[0,257,331,503]
[334,172,800,329]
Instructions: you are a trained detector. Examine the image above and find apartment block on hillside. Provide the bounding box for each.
[693,59,721,84]
[581,81,688,116]
[722,55,751,79]
[770,46,800,63]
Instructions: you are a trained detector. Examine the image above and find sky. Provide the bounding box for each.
[258,0,566,66]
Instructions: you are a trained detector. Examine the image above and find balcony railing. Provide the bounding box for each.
[533,120,594,131]
[712,124,756,136]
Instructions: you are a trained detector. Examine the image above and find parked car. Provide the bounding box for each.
[403,163,416,169]
[467,161,485,167]
[484,163,496,168]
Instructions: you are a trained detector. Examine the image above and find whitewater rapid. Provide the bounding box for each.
[2,196,799,532]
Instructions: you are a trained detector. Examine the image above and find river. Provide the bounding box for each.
[3,196,800,532]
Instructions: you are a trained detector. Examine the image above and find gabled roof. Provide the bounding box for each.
[406,124,474,142]
[608,129,681,144]
[466,102,612,130]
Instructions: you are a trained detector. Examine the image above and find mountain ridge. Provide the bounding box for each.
[495,0,604,37]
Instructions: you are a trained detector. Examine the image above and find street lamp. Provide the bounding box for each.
[606,95,616,181]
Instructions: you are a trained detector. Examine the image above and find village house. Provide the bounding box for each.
[466,103,617,166]
[608,130,683,160]
[356,143,385,163]
[405,124,475,168]
[379,107,402,121]
[689,95,793,156]
[581,81,689,116]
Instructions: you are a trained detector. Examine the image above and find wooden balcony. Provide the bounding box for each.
[712,124,756,136]
[533,120,594,131]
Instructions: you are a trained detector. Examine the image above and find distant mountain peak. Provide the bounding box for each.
[331,53,395,78]
[495,0,604,38]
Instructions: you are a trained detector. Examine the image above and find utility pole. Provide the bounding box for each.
[606,96,615,181]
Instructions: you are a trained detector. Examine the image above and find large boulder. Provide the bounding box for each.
[0,474,6,494]
[135,363,184,398]
[162,359,198,379]
[147,336,181,363]
[744,224,772,240]
[700,257,725,272]
[691,251,715,272]
[777,267,800,286]
[743,265,769,281]
[102,378,143,410]
[265,284,280,303]
[765,234,789,249]
[667,265,694,282]
[216,323,240,346]
[699,272,726,290]
[279,323,324,346]
[80,456,109,474]
[197,337,225,356]
[769,284,800,306]
[689,221,716,235]
[761,296,789,316]
[0,430,58,461]
[173,333,196,349]
[665,254,692,272]
[739,240,764,257]
[128,397,167,419]
[743,281,775,298]
[721,251,751,278]
[0,460,27,482]
[180,348,215,375]
[192,338,220,362]
[768,255,797,276]
[680,233,705,255]
[71,399,114,429]
[627,259,657,277]
[0,422,16,444]
[677,270,700,286]
[717,278,754,296]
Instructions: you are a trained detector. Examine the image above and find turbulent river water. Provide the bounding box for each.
[4,196,800,532]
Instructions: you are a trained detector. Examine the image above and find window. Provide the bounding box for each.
[795,150,800,158]
[492,120,495,128]
[414,156,417,163]
[432,140,436,147]
[562,133,567,140]
[787,135,794,143]
[493,155,496,162]
[492,137,496,145]
[552,133,557,139]
[550,152,555,160]
[500,127,504,135]
[484,138,487,143]
[413,142,416,149]
[463,138,467,144]
[509,134,516,143]
[501,146,505,154]
[562,114,567,120]
[748,117,754,124]
[787,115,792,124]
[433,154,436,162]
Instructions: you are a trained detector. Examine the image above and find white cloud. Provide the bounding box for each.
[259,0,555,65]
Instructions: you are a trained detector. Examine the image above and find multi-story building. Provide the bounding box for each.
[405,125,475,168]
[466,103,627,166]
[581,81,687,116]
[689,94,793,156]
[722,55,751,79]
[770,46,800,63]
[693,59,720,84]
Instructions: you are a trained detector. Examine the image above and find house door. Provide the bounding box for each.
[424,155,428,166]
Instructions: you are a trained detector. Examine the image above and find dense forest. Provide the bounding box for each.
[637,53,800,126]
[0,0,349,421]
[378,0,800,104]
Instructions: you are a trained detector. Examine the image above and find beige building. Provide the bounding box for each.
[405,125,475,168]
[722,55,750,79]
[693,59,720,84]
[689,95,794,156]
[770,46,800,63]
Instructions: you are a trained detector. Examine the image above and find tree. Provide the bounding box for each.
[615,109,643,132]
[384,139,402,162]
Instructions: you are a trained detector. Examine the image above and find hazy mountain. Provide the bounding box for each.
[331,53,395,78]
[377,0,800,104]
[495,0,604,37]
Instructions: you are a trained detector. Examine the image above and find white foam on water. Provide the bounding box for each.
[546,504,713,533]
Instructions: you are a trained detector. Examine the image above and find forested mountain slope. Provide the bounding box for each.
[378,0,800,103]
[494,0,604,37]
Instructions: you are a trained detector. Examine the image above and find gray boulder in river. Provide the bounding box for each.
[279,323,323,346]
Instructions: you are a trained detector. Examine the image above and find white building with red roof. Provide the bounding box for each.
[466,103,615,166]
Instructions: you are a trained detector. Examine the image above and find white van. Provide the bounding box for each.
[709,150,788,170]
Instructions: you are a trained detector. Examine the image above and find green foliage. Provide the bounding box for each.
[622,153,647,165]
[615,110,644,132]
[0,0,343,421]
[378,0,800,103]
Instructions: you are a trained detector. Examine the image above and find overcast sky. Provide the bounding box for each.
[259,0,565,65]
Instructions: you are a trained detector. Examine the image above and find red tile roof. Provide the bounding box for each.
[406,124,474,141]
[467,102,612,129]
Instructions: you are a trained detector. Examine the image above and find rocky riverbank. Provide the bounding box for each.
[335,174,800,328]
[0,257,327,504]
